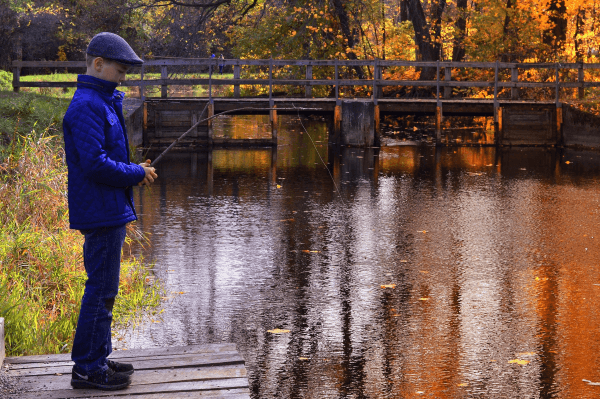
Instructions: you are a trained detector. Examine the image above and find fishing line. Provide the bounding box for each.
[150,105,320,167]
[292,103,347,208]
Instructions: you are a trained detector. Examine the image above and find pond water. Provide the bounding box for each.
[121,115,600,398]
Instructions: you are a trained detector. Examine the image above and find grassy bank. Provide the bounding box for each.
[0,90,161,356]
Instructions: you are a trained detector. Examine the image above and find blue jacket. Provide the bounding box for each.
[63,75,146,230]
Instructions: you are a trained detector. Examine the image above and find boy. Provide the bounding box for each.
[62,32,157,391]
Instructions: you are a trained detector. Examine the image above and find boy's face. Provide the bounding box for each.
[88,57,130,84]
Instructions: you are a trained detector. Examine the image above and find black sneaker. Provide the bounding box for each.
[107,359,134,376]
[71,366,131,390]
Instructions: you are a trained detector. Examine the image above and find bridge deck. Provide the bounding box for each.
[3,343,250,398]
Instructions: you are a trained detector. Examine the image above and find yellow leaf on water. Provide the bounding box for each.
[381,284,396,289]
[457,383,468,387]
[298,357,309,360]
[277,184,282,188]
[400,260,408,263]
[267,328,290,334]
[565,161,571,164]
[419,270,429,274]
[418,230,427,233]
[508,359,530,365]
[419,297,430,301]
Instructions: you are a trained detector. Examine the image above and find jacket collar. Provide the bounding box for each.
[77,75,122,99]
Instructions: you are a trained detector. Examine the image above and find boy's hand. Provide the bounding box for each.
[138,159,158,186]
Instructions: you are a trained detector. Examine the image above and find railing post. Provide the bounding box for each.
[555,63,560,106]
[373,58,382,102]
[305,63,312,98]
[269,57,273,108]
[444,66,451,99]
[334,59,339,105]
[140,56,145,101]
[436,60,440,100]
[12,65,20,93]
[494,60,500,140]
[161,65,168,98]
[511,66,519,100]
[209,59,213,103]
[234,62,241,98]
[578,62,585,100]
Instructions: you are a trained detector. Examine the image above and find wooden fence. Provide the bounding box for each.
[11,58,600,106]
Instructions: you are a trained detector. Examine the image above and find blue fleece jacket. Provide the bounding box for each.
[63,74,146,230]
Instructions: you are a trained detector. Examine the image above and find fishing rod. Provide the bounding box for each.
[149,105,322,167]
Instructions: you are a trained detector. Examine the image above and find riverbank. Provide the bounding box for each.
[0,90,161,358]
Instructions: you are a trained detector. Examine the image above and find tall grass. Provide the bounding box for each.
[0,90,161,356]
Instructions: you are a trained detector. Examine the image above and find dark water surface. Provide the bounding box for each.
[122,116,600,398]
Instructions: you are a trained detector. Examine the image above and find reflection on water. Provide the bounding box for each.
[123,116,600,398]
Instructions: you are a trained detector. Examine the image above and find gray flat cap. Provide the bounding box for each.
[86,32,143,66]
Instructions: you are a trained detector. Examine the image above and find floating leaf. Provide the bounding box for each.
[457,383,468,387]
[267,328,290,334]
[419,270,429,274]
[508,359,529,365]
[418,230,427,233]
[277,184,282,188]
[400,260,408,263]
[298,357,309,360]
[565,161,571,164]
[419,297,430,301]
[381,284,396,289]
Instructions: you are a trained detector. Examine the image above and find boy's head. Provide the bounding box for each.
[85,32,143,84]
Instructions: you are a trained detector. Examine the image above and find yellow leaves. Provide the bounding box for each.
[418,230,428,234]
[276,184,282,188]
[419,297,430,301]
[457,383,468,387]
[267,328,290,334]
[381,284,396,289]
[302,250,320,253]
[565,161,571,164]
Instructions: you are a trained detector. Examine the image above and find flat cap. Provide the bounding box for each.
[86,32,143,66]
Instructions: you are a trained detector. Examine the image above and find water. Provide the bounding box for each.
[121,116,600,398]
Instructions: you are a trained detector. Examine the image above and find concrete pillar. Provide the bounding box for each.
[340,100,374,147]
[270,105,278,144]
[207,103,214,147]
[435,105,442,143]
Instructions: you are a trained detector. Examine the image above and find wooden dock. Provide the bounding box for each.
[3,343,250,398]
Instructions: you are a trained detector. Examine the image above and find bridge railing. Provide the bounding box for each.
[11,59,600,105]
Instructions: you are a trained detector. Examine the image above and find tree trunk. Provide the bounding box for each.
[574,7,585,62]
[331,0,364,79]
[408,0,446,81]
[543,0,567,52]
[452,0,468,62]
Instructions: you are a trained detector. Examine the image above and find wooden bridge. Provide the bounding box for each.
[12,58,600,147]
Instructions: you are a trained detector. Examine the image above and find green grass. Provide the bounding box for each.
[0,89,162,356]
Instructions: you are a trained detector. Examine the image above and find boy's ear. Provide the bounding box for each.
[93,57,104,72]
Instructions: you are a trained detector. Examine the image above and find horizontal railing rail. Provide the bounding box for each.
[11,59,600,105]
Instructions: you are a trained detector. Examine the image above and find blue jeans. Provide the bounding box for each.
[71,224,126,374]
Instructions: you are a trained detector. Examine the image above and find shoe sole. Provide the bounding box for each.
[71,379,131,390]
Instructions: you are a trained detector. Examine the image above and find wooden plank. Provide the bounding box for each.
[8,352,244,377]
[17,377,250,399]
[16,364,247,391]
[102,388,251,398]
[4,343,239,365]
